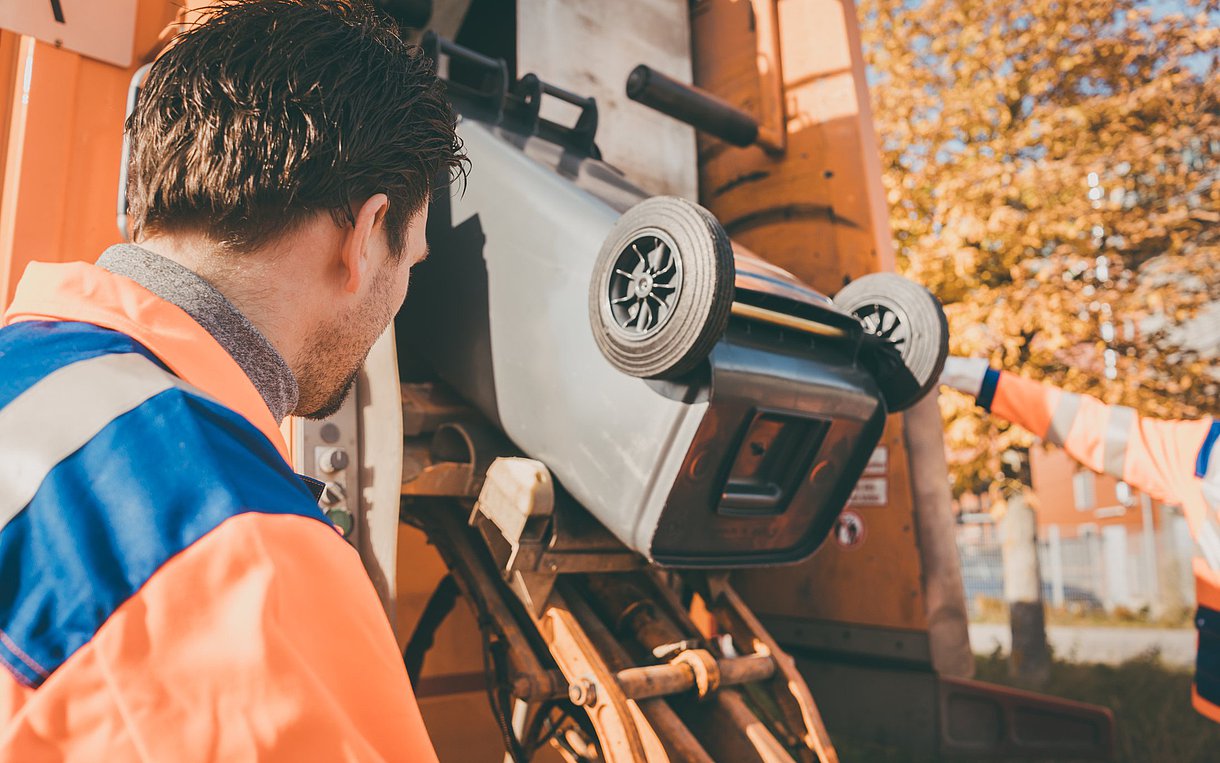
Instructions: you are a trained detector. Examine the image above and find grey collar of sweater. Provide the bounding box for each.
[96,244,299,423]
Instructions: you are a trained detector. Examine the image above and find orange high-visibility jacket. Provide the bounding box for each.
[0,262,438,761]
[974,368,1220,722]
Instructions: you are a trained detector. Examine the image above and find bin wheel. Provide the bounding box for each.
[835,273,949,412]
[589,196,735,379]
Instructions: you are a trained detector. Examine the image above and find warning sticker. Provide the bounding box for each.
[834,510,867,549]
[862,446,888,477]
[846,476,888,507]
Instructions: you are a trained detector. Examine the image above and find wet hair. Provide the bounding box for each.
[126,0,467,256]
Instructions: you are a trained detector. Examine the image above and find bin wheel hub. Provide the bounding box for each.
[608,234,682,337]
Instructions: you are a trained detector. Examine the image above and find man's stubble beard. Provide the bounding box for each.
[301,367,361,420]
[293,264,397,420]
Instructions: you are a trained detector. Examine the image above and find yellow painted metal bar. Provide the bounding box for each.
[730,300,848,339]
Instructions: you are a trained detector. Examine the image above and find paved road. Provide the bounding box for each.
[968,622,1195,668]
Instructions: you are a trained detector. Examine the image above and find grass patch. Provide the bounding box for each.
[969,596,1194,629]
[836,651,1220,762]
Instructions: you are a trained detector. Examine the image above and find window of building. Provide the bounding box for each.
[1115,480,1134,506]
[1073,470,1096,511]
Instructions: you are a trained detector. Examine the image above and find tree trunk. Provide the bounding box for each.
[1001,491,1051,687]
[1155,502,1188,619]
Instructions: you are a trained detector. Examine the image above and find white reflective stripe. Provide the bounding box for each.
[1046,392,1082,447]
[1199,513,1220,573]
[1102,405,1136,479]
[0,353,191,533]
[1198,426,1220,571]
[1204,450,1220,537]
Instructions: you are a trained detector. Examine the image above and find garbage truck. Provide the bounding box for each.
[0,0,1116,759]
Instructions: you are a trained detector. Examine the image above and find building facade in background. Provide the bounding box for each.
[956,446,1195,618]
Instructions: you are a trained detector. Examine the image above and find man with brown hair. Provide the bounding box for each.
[0,1,464,759]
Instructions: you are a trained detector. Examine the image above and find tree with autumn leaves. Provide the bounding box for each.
[859,0,1218,496]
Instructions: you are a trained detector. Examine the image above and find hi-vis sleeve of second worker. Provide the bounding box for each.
[980,368,1212,519]
[957,365,1220,723]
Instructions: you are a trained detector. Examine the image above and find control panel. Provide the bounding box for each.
[292,393,361,543]
[286,330,403,622]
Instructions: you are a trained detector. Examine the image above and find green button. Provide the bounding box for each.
[326,508,354,537]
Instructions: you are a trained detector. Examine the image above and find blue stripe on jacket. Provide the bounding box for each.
[976,367,1001,412]
[1197,420,1220,479]
[0,337,329,687]
[0,321,164,409]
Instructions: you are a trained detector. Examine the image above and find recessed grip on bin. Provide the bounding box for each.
[626,64,759,148]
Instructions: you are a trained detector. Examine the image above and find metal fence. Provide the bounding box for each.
[956,508,1196,619]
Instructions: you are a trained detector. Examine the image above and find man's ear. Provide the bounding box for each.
[340,194,390,294]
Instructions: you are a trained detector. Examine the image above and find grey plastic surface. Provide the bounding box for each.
[405,120,709,555]
[645,327,885,566]
[403,119,887,565]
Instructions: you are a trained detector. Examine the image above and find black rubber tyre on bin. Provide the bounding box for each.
[835,273,949,412]
[589,196,735,379]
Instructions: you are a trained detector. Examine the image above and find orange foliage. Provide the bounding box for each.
[861,0,1219,493]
